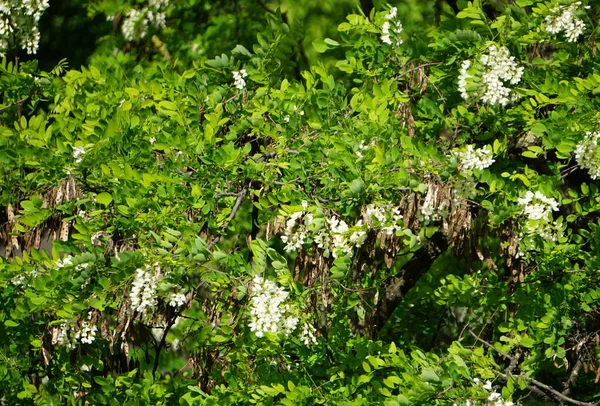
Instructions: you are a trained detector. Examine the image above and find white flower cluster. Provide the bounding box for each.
[300,322,317,346]
[459,45,524,106]
[121,0,168,42]
[72,146,85,164]
[574,131,600,179]
[545,2,586,42]
[56,255,73,268]
[458,60,472,100]
[51,323,75,348]
[456,378,515,406]
[168,291,186,307]
[281,201,313,252]
[248,276,299,338]
[52,313,98,348]
[518,191,559,221]
[232,69,248,90]
[518,191,561,242]
[130,264,160,317]
[320,216,368,258]
[0,0,49,57]
[74,320,98,344]
[457,144,495,171]
[381,7,403,46]
[365,203,403,236]
[282,201,405,258]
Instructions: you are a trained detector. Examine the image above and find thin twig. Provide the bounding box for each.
[207,187,248,250]
[467,327,515,361]
[0,98,27,112]
[469,327,599,406]
[393,62,443,80]
[512,373,600,406]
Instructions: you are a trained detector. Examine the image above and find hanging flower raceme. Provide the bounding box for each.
[545,2,586,42]
[0,0,49,56]
[456,144,495,171]
[574,131,600,179]
[458,45,523,106]
[248,276,299,338]
[232,69,248,90]
[517,191,561,243]
[456,378,515,406]
[130,263,160,318]
[119,0,168,42]
[380,7,403,46]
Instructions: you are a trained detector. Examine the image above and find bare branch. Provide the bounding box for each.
[0,98,27,112]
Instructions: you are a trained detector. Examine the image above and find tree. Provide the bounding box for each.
[1,0,600,405]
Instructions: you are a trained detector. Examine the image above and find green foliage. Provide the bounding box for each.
[2,0,600,405]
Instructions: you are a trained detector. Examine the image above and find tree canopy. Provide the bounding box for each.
[1,0,600,405]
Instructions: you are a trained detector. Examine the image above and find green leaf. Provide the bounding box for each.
[421,369,440,383]
[349,178,364,195]
[96,192,113,207]
[4,320,19,327]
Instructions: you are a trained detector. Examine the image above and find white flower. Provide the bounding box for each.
[459,45,523,106]
[456,144,495,170]
[518,191,559,221]
[72,146,86,163]
[281,211,312,252]
[488,391,501,401]
[381,7,403,46]
[545,2,585,42]
[0,0,49,55]
[575,131,600,179]
[56,255,73,268]
[130,264,160,317]
[75,320,97,344]
[169,292,186,307]
[518,191,561,244]
[51,324,71,347]
[249,276,299,338]
[121,1,168,42]
[458,60,472,100]
[483,380,493,391]
[300,322,317,346]
[233,69,248,90]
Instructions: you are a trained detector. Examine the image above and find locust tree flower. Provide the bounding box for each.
[233,69,248,90]
[457,145,495,171]
[248,276,298,338]
[0,0,49,56]
[545,2,586,42]
[130,264,160,317]
[72,146,86,164]
[120,0,168,41]
[381,7,403,46]
[574,131,600,179]
[459,45,523,106]
[169,291,186,307]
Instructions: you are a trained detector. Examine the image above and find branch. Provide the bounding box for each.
[512,374,599,406]
[152,315,178,376]
[563,359,583,396]
[207,187,247,250]
[467,327,514,362]
[371,231,448,335]
[0,98,27,112]
[469,327,599,406]
[393,62,443,81]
